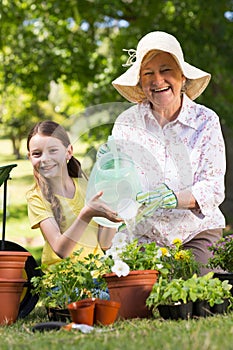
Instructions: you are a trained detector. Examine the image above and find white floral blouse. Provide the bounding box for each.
[112,94,226,245]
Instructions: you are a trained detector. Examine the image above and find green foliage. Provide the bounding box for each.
[160,238,201,280]
[146,272,233,310]
[31,249,106,309]
[96,235,200,279]
[114,240,166,272]
[187,272,233,307]
[98,236,169,277]
[146,276,191,308]
[1,0,233,116]
[208,234,233,272]
[1,0,233,159]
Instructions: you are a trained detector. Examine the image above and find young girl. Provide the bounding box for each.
[26,120,122,267]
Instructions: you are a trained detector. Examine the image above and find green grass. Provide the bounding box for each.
[1,138,233,348]
[1,306,233,350]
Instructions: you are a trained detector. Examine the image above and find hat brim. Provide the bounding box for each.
[112,59,211,102]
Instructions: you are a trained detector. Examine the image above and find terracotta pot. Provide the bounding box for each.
[103,270,159,319]
[94,299,121,325]
[0,278,26,325]
[68,299,95,326]
[0,251,31,279]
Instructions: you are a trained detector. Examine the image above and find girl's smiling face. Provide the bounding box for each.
[140,51,184,115]
[28,134,72,179]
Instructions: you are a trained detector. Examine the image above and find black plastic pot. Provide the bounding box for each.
[47,307,71,322]
[158,301,193,320]
[193,300,212,318]
[211,299,229,315]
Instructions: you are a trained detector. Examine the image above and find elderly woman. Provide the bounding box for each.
[110,31,226,275]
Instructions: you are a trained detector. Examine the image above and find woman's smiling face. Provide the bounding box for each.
[140,51,184,114]
[28,134,72,179]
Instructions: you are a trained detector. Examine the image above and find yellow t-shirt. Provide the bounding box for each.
[26,178,103,266]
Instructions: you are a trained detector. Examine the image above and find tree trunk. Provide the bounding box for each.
[11,137,21,160]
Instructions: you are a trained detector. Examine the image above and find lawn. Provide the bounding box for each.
[1,305,233,350]
[1,138,233,349]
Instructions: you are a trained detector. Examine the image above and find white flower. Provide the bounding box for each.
[111,232,128,248]
[111,260,130,277]
[105,246,123,260]
[156,249,163,259]
[156,264,163,270]
[105,247,116,257]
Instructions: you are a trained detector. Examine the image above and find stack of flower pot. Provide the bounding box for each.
[68,298,121,326]
[0,164,32,325]
[0,251,31,325]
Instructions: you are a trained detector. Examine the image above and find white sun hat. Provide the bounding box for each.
[112,31,211,102]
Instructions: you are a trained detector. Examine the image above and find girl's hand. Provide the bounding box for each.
[80,191,124,223]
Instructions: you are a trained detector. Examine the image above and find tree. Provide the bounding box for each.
[0,83,66,158]
[1,0,233,141]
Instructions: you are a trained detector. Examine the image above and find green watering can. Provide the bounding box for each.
[86,137,141,227]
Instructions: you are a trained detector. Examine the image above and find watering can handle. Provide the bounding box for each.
[107,135,118,157]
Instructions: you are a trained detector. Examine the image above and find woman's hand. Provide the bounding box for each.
[136,184,177,217]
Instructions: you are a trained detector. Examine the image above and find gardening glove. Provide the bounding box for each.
[117,184,177,233]
[136,184,178,218]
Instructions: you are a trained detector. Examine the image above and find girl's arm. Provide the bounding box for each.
[39,191,122,259]
[39,217,77,258]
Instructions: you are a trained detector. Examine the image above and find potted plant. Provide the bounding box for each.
[207,234,233,288]
[31,234,202,322]
[97,232,168,319]
[31,249,107,322]
[159,238,200,281]
[189,272,233,317]
[146,276,194,320]
[146,272,233,320]
[97,234,201,319]
[99,232,168,276]
[208,234,233,272]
